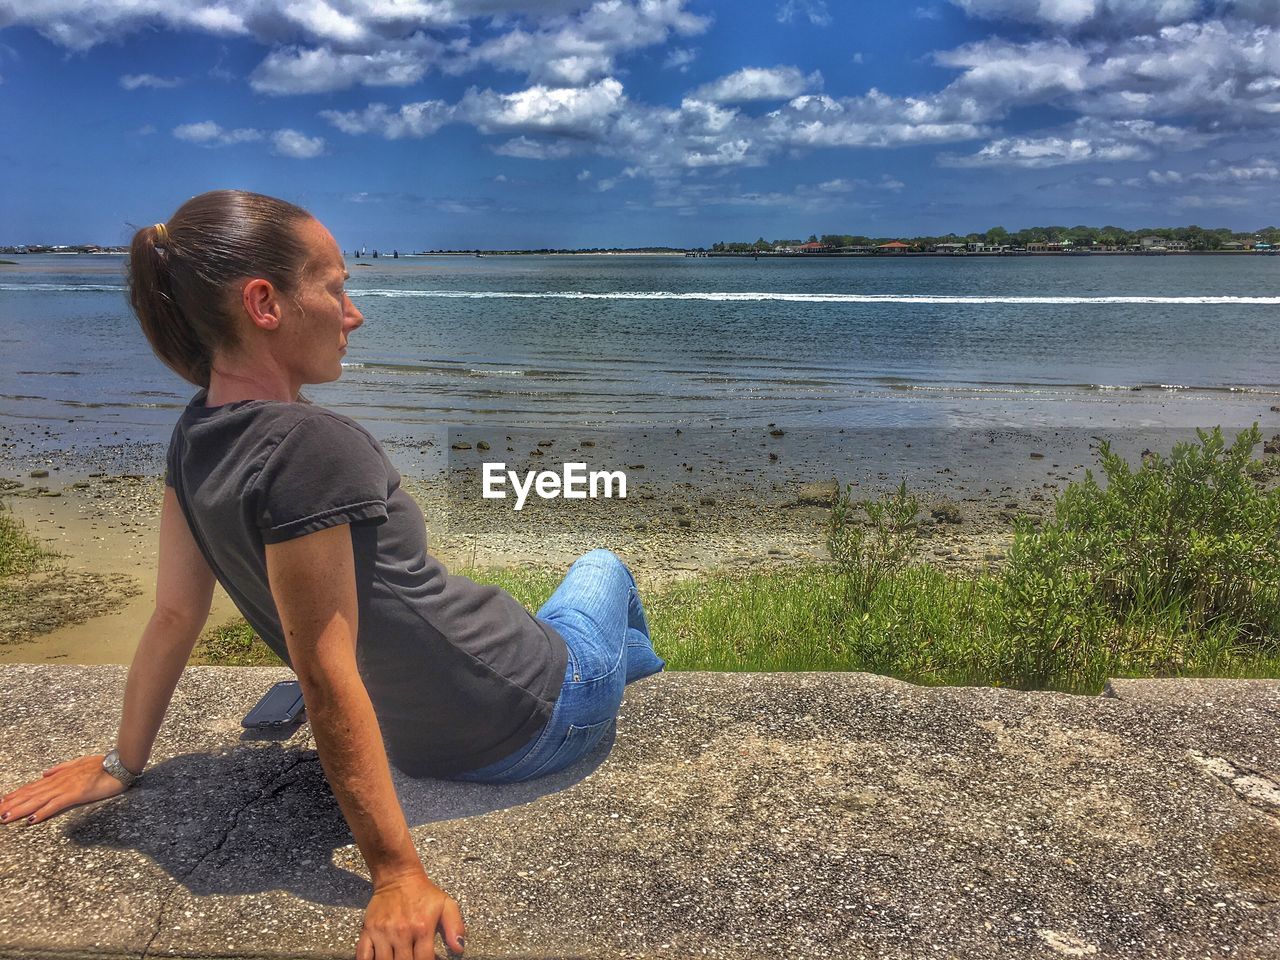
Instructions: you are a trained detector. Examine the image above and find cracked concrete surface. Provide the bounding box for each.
[1,666,1279,959]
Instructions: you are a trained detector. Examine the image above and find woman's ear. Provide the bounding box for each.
[242,278,282,331]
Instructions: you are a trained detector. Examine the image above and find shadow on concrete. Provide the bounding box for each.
[56,728,615,911]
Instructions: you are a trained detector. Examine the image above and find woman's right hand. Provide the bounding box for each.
[0,755,126,826]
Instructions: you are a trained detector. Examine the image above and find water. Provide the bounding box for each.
[2,253,1278,459]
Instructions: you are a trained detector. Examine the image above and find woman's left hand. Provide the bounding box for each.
[358,867,467,959]
[0,754,126,826]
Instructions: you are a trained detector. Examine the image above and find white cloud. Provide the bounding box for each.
[762,90,990,148]
[271,128,325,158]
[776,0,831,26]
[663,47,697,71]
[250,40,440,95]
[577,168,592,180]
[449,0,711,86]
[939,116,1213,168]
[119,72,182,89]
[931,19,1280,127]
[941,134,1148,167]
[937,39,1088,104]
[492,136,575,159]
[948,0,1203,32]
[691,66,821,103]
[172,120,263,146]
[1,1,709,93]
[683,138,755,167]
[460,77,625,137]
[1146,155,1280,185]
[320,100,454,138]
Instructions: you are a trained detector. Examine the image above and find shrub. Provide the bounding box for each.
[827,478,921,610]
[999,425,1280,686]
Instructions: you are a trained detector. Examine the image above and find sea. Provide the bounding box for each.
[2,252,1278,481]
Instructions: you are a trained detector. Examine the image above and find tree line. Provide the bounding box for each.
[710,224,1280,252]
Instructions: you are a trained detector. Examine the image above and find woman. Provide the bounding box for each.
[0,190,665,960]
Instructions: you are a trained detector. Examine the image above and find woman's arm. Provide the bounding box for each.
[1,486,215,824]
[264,523,466,960]
[118,486,217,770]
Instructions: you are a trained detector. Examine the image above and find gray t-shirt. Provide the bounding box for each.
[165,389,567,777]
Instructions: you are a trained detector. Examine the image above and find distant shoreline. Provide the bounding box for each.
[4,249,1275,260]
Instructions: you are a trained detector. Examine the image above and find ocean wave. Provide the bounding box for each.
[0,282,127,292]
[347,289,1280,305]
[5,282,1279,305]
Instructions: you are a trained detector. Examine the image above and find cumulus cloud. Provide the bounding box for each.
[1146,155,1280,185]
[173,120,324,157]
[929,18,1280,134]
[320,99,455,138]
[691,66,821,103]
[460,77,625,137]
[948,0,1203,33]
[447,0,710,86]
[271,128,325,158]
[762,89,990,148]
[663,46,697,71]
[250,40,441,95]
[119,72,182,89]
[776,0,832,26]
[1,1,709,93]
[942,134,1148,168]
[936,39,1088,104]
[939,117,1212,167]
[172,120,263,146]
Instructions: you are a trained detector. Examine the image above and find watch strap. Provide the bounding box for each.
[102,749,140,788]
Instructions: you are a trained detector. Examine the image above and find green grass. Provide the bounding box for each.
[0,504,54,581]
[190,618,284,666]
[190,560,1280,693]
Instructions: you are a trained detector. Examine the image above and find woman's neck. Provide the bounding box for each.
[205,360,300,406]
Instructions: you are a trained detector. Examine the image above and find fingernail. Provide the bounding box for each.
[1,812,8,821]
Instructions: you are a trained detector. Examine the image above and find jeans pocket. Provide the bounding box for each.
[516,717,615,782]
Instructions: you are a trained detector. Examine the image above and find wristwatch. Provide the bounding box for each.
[102,749,141,789]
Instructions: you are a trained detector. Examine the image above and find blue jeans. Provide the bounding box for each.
[448,549,665,784]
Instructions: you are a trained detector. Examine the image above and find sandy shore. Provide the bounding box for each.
[3,419,1277,664]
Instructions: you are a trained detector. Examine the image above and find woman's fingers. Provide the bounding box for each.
[1,757,121,825]
[440,898,466,955]
[354,928,374,960]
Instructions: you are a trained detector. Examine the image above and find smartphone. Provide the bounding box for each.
[241,680,306,728]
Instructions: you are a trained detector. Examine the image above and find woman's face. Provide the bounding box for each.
[281,218,364,385]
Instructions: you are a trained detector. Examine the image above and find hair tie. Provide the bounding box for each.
[154,222,169,245]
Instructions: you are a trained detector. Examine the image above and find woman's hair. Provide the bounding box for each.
[128,190,315,388]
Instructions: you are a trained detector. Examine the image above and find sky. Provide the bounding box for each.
[2,0,1279,249]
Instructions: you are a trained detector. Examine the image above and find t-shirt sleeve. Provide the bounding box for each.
[255,414,390,544]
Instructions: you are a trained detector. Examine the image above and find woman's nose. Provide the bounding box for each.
[345,296,364,328]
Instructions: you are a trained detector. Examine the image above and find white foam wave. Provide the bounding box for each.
[349,289,1280,305]
[5,282,1278,305]
[0,283,127,292]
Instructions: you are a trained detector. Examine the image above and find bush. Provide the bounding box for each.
[827,479,921,610]
[999,425,1280,686]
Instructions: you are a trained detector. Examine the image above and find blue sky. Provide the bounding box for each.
[2,0,1279,248]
